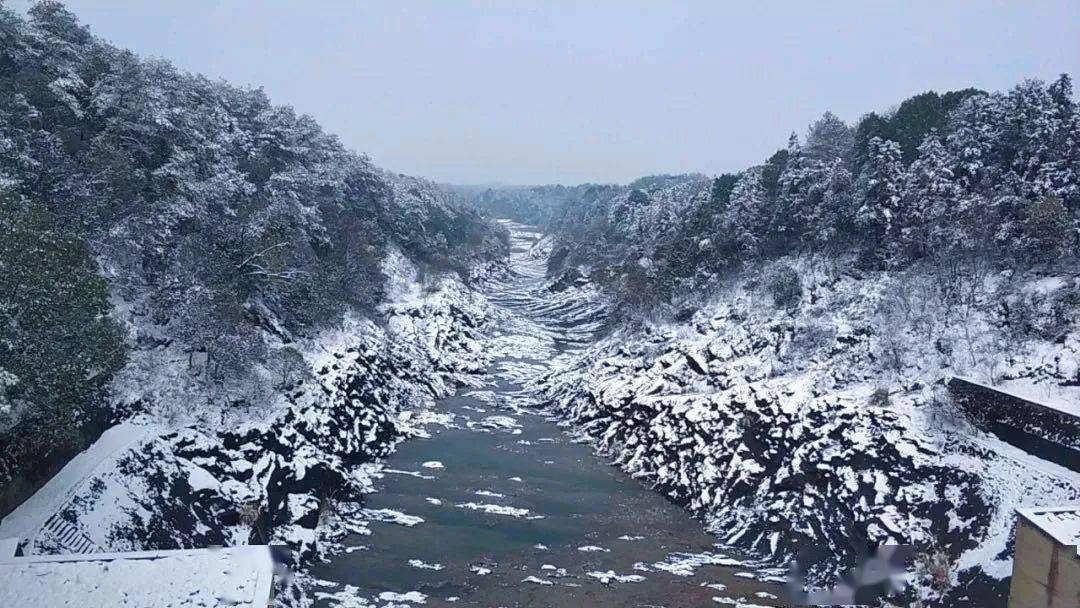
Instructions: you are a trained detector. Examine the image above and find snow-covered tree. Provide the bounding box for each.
[0,191,125,434]
[1035,74,1080,207]
[805,111,854,165]
[721,167,770,255]
[1004,79,1064,198]
[811,158,854,246]
[774,133,811,243]
[901,135,962,257]
[946,93,1005,193]
[0,1,506,435]
[855,137,905,261]
[1023,194,1072,261]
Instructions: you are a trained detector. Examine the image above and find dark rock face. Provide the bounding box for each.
[547,350,991,588]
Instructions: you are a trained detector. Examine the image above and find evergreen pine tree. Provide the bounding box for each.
[854,137,904,262]
[1037,74,1080,207]
[722,167,769,256]
[902,135,961,257]
[812,158,854,246]
[775,133,810,243]
[946,93,1004,194]
[805,111,854,165]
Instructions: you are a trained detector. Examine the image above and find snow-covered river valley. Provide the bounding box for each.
[310,223,788,607]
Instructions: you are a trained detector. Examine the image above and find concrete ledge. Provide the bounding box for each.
[0,545,275,607]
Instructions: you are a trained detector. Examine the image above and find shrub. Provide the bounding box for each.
[790,321,836,356]
[914,548,954,597]
[765,263,803,309]
[1023,195,1072,262]
[878,320,909,371]
[618,268,673,313]
[927,394,970,434]
[627,188,650,206]
[868,387,891,407]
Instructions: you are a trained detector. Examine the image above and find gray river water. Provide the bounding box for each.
[311,223,787,607]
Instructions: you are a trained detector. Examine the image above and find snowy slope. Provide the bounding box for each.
[2,250,495,579]
[538,256,1080,605]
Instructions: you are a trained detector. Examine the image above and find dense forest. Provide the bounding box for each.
[464,77,1078,312]
[0,1,505,509]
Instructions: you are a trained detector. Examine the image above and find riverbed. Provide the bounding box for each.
[310,223,787,607]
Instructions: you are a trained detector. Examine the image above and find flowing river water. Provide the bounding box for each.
[311,222,788,607]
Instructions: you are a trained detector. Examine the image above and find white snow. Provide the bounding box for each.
[360,509,424,527]
[0,545,274,608]
[647,552,744,577]
[0,422,158,551]
[384,469,436,480]
[586,570,646,584]
[475,415,520,431]
[378,590,427,604]
[1018,505,1080,551]
[186,466,219,493]
[455,503,536,518]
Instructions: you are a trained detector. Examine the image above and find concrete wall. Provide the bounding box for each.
[948,377,1080,471]
[1009,519,1080,608]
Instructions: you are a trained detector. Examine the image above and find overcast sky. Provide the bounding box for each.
[14,1,1080,185]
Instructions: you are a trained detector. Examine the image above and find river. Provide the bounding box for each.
[310,223,787,607]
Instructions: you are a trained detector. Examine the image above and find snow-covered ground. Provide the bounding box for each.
[0,546,275,608]
[0,422,159,552]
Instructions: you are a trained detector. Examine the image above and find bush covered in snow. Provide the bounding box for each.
[0,193,126,513]
[1023,195,1073,262]
[764,263,803,309]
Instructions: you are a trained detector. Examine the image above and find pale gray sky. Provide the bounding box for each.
[14,1,1080,185]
